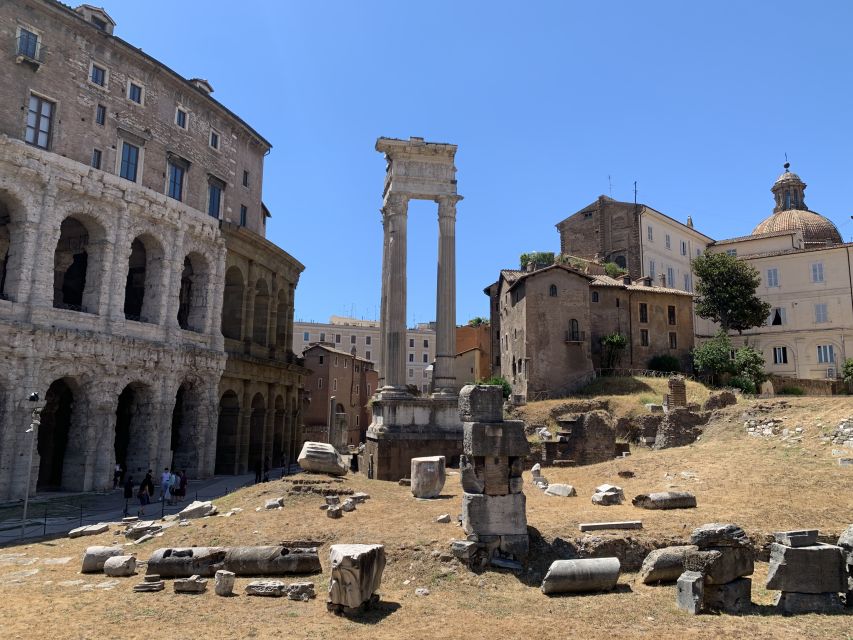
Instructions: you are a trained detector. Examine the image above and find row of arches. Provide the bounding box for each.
[220,265,292,348]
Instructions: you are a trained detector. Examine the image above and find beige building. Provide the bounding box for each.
[707,166,852,381]
[293,317,435,394]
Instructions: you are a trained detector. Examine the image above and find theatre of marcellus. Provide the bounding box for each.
[0,1,307,500]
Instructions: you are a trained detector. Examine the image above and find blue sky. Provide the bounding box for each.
[102,1,853,326]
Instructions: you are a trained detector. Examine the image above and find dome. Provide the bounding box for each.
[752,209,843,247]
[774,170,802,185]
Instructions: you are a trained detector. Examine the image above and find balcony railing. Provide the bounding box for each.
[565,330,586,343]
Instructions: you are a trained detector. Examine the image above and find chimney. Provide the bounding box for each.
[686,215,694,229]
[641,276,652,287]
[622,275,632,286]
[189,78,214,95]
[658,273,667,287]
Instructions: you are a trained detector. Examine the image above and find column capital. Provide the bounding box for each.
[436,194,463,215]
[382,192,409,217]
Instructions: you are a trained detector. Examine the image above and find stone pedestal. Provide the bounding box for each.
[327,544,386,614]
[410,456,446,498]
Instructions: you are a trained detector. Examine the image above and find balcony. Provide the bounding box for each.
[15,35,45,68]
[565,330,586,343]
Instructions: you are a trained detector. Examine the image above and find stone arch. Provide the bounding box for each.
[123,233,165,323]
[53,215,107,313]
[114,381,156,477]
[273,394,285,468]
[37,377,86,491]
[274,288,289,349]
[613,255,627,269]
[170,380,203,475]
[215,390,240,475]
[177,251,211,332]
[221,266,244,340]
[248,392,266,474]
[252,279,270,345]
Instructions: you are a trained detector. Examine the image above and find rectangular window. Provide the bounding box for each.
[242,170,249,187]
[333,355,338,366]
[95,103,106,126]
[726,249,737,257]
[239,205,247,226]
[683,273,691,292]
[409,368,414,378]
[680,240,687,256]
[668,305,676,325]
[409,338,414,348]
[175,107,187,129]
[408,353,414,362]
[365,336,371,345]
[647,225,653,241]
[669,332,677,349]
[640,329,649,347]
[811,262,824,283]
[318,377,323,389]
[128,81,143,104]
[355,384,360,394]
[351,335,356,344]
[367,384,371,395]
[90,63,106,86]
[665,234,671,249]
[423,339,429,348]
[422,353,428,363]
[365,350,371,360]
[817,345,835,364]
[355,415,360,428]
[91,148,101,169]
[773,347,788,365]
[343,359,348,369]
[25,94,54,149]
[767,268,779,288]
[119,141,139,182]
[334,334,341,344]
[639,302,648,323]
[667,267,674,287]
[318,355,324,365]
[17,28,39,59]
[210,129,220,150]
[649,261,656,279]
[423,370,428,378]
[815,303,828,323]
[303,332,309,341]
[333,379,337,391]
[91,15,107,31]
[167,161,184,201]
[769,307,786,326]
[320,332,326,342]
[207,181,222,218]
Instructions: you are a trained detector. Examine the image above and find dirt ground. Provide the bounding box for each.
[0,395,851,640]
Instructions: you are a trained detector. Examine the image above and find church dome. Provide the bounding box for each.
[752,163,843,247]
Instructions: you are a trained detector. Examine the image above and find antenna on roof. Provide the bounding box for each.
[784,152,789,171]
[608,175,613,198]
[633,181,638,205]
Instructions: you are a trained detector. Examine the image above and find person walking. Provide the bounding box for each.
[137,478,149,516]
[113,463,123,489]
[177,470,188,501]
[160,467,170,500]
[142,469,155,499]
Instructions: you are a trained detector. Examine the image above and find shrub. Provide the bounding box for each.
[692,331,733,383]
[648,354,681,373]
[729,375,756,394]
[601,332,628,369]
[777,386,804,396]
[843,358,853,384]
[482,376,511,399]
[603,262,627,278]
[733,345,766,389]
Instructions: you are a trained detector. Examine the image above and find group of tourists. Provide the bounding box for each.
[119,465,188,516]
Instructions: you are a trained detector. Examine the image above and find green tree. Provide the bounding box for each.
[467,317,489,327]
[692,252,771,333]
[603,262,627,278]
[600,332,627,370]
[519,251,555,270]
[733,345,766,390]
[483,376,512,399]
[692,330,733,384]
[843,358,853,384]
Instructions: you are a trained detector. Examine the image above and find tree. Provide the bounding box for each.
[692,331,733,384]
[467,317,489,327]
[733,345,766,390]
[603,262,627,278]
[692,252,771,333]
[843,359,853,384]
[600,332,627,370]
[483,376,511,399]
[519,251,555,270]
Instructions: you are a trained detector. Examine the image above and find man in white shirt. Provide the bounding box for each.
[160,468,170,499]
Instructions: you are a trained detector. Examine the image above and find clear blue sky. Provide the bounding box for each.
[103,1,853,326]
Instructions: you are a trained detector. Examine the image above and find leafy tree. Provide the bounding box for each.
[843,359,853,384]
[603,262,627,278]
[692,331,733,384]
[483,376,512,399]
[600,332,627,370]
[467,317,489,327]
[648,354,681,373]
[692,252,771,333]
[519,251,555,270]
[733,345,766,390]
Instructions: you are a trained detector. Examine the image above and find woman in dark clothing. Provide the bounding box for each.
[123,476,134,500]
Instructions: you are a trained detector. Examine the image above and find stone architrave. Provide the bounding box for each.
[327,544,386,613]
[410,456,446,499]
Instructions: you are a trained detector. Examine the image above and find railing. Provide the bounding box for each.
[594,367,697,381]
[565,330,586,343]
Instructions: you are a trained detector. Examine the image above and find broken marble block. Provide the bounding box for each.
[631,491,696,510]
[298,441,348,476]
[287,581,316,601]
[265,497,285,510]
[327,544,386,613]
[765,542,846,594]
[591,484,624,506]
[690,523,749,549]
[676,571,705,614]
[704,577,752,613]
[773,530,818,548]
[145,547,227,578]
[540,558,620,594]
[774,591,844,614]
[684,547,754,585]
[81,546,125,573]
[102,555,137,577]
[639,545,698,584]
[544,484,576,497]
[68,523,109,538]
[411,456,446,499]
[458,384,504,423]
[245,580,287,597]
[124,520,163,540]
[174,574,208,594]
[223,545,322,576]
[214,570,235,596]
[178,500,217,519]
[461,493,527,537]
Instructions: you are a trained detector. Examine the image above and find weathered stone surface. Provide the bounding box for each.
[676,571,704,614]
[702,390,737,412]
[461,492,527,536]
[653,408,710,449]
[327,544,386,611]
[214,570,235,596]
[350,492,370,504]
[287,581,316,601]
[436,514,451,523]
[178,500,217,520]
[460,455,485,494]
[499,534,530,562]
[690,523,750,549]
[639,545,698,584]
[463,421,529,458]
[327,505,342,519]
[765,543,846,594]
[704,577,752,613]
[544,484,576,497]
[773,530,819,548]
[411,456,446,499]
[81,546,124,573]
[145,547,227,578]
[133,580,165,592]
[68,523,109,539]
[298,441,348,476]
[451,540,477,561]
[579,521,642,532]
[265,497,284,510]
[458,384,503,423]
[223,546,322,576]
[774,591,845,614]
[325,495,340,506]
[124,520,163,540]
[174,574,208,594]
[631,491,696,510]
[837,524,853,563]
[591,484,624,506]
[102,555,136,577]
[341,499,356,512]
[540,558,620,594]
[245,580,287,597]
[684,547,754,585]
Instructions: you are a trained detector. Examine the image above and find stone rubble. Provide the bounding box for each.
[411,456,447,499]
[102,555,136,577]
[68,523,110,539]
[177,500,218,520]
[632,491,697,510]
[591,484,624,506]
[639,545,697,584]
[298,441,348,476]
[327,544,386,614]
[544,483,576,497]
[264,497,285,509]
[174,574,208,594]
[214,570,235,596]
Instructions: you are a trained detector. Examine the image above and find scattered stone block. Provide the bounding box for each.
[327,505,342,519]
[102,555,136,577]
[287,581,316,601]
[327,544,386,613]
[632,491,697,510]
[540,558,621,594]
[145,547,227,578]
[325,495,340,506]
[676,571,705,614]
[398,478,411,486]
[215,570,235,596]
[265,497,284,509]
[133,580,164,592]
[684,547,753,585]
[704,577,751,613]
[350,492,370,504]
[174,574,207,594]
[298,441,348,476]
[579,521,642,532]
[458,384,503,422]
[223,546,322,576]
[143,574,161,583]
[81,546,124,573]
[544,484,576,497]
[461,493,527,536]
[451,540,477,561]
[838,458,853,467]
[69,523,109,538]
[245,580,287,597]
[773,530,818,548]
[591,484,624,506]
[124,520,163,540]
[690,523,749,548]
[411,456,446,499]
[436,514,451,523]
[178,500,217,520]
[639,545,698,584]
[766,543,846,593]
[341,499,356,512]
[775,591,845,614]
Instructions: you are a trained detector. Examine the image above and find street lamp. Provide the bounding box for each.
[21,392,44,540]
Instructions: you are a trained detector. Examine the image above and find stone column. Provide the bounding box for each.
[379,194,409,395]
[432,195,461,396]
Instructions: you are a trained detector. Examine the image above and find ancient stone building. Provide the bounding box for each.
[0,1,305,499]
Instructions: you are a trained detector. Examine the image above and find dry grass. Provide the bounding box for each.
[0,396,851,640]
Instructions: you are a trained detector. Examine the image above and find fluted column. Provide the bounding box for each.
[432,195,461,396]
[379,193,409,395]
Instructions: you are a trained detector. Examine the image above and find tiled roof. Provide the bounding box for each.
[590,274,693,296]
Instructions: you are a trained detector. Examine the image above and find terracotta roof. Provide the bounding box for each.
[590,274,694,296]
[302,344,373,364]
[505,263,593,291]
[752,209,842,247]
